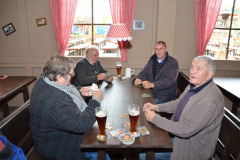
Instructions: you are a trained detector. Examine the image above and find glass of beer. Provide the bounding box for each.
[95,106,109,141]
[128,104,140,134]
[116,62,122,76]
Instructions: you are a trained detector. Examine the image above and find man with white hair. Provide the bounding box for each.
[140,56,224,160]
[73,45,113,87]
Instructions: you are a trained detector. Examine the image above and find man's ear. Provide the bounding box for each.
[56,74,62,82]
[207,71,214,80]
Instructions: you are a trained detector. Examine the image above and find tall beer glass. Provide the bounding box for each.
[95,106,108,140]
[128,104,140,134]
[116,62,122,76]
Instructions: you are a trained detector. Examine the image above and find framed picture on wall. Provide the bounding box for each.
[36,17,47,27]
[2,23,16,36]
[133,20,145,30]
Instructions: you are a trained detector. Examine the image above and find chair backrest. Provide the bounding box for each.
[216,114,240,160]
[0,100,32,154]
[177,71,190,97]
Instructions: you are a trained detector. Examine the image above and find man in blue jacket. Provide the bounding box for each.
[133,41,179,104]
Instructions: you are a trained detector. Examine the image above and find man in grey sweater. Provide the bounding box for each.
[140,56,224,160]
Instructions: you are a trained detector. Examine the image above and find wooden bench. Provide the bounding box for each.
[0,100,32,154]
[0,100,46,159]
[213,114,240,160]
[102,43,119,53]
[66,43,89,56]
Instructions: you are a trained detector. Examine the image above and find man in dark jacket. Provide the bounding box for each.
[73,45,113,87]
[133,41,179,104]
[29,53,110,160]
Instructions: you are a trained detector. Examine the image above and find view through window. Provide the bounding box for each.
[65,0,120,57]
[205,0,240,60]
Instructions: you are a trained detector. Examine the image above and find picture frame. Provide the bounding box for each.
[133,20,145,30]
[36,17,47,27]
[2,23,16,36]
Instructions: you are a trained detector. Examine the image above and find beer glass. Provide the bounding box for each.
[128,104,140,134]
[95,106,109,140]
[116,62,122,76]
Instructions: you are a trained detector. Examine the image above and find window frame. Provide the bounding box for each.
[213,0,240,59]
[73,0,112,44]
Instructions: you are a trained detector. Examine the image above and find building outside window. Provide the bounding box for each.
[204,0,240,60]
[66,0,120,57]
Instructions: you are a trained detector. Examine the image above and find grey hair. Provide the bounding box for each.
[86,45,98,55]
[193,56,216,74]
[43,53,75,81]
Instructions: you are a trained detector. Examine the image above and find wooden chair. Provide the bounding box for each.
[177,71,190,97]
[213,114,240,160]
[161,71,190,120]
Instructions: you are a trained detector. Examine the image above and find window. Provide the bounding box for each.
[204,0,240,60]
[66,0,119,57]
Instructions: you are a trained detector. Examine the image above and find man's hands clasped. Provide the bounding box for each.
[134,78,154,88]
[143,103,158,122]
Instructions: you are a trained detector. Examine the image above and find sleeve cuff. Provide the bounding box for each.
[92,97,101,104]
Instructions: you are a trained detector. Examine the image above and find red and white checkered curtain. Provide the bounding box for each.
[49,0,78,56]
[109,0,136,61]
[194,0,222,56]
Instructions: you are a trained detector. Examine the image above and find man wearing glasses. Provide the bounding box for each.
[29,53,111,160]
[73,45,113,87]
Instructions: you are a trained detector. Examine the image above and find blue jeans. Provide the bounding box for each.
[85,152,111,160]
[139,137,174,160]
[154,98,166,104]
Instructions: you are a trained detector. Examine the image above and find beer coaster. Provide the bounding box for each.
[141,94,151,97]
[97,133,110,141]
[124,122,130,128]
[129,131,140,137]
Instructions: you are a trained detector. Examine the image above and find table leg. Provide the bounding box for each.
[146,148,155,160]
[231,99,239,116]
[22,85,29,102]
[1,99,10,117]
[98,148,106,160]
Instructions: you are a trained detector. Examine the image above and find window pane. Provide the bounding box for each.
[227,30,240,59]
[205,29,230,59]
[74,0,92,24]
[216,0,234,28]
[231,1,240,29]
[93,0,112,24]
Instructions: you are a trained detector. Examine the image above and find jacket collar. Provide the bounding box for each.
[151,52,169,62]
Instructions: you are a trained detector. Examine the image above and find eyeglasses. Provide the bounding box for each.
[68,72,75,77]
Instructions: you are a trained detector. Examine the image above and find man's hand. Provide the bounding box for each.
[143,103,158,111]
[92,89,103,100]
[107,76,113,82]
[142,81,154,88]
[80,86,93,97]
[134,78,142,85]
[144,109,156,122]
[97,73,107,81]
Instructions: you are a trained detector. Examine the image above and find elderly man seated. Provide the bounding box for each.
[139,56,225,160]
[29,53,111,160]
[73,45,113,87]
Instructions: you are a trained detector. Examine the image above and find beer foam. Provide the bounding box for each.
[96,111,107,117]
[129,110,140,116]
